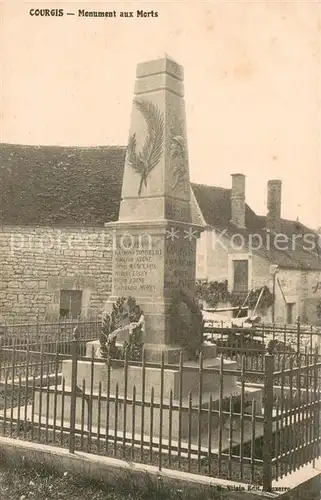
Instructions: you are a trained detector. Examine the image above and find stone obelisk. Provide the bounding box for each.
[30,57,262,444]
[105,55,203,362]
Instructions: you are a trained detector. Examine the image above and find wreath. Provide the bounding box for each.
[169,289,204,360]
[99,296,144,361]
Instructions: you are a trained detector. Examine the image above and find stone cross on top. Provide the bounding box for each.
[105,55,204,362]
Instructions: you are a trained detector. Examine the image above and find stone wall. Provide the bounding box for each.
[197,229,230,282]
[0,225,112,323]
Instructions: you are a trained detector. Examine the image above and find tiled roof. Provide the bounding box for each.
[191,183,259,230]
[1,143,320,270]
[0,143,126,225]
[192,183,321,271]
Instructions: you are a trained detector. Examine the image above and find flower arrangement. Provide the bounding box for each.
[100,296,144,361]
[170,289,204,360]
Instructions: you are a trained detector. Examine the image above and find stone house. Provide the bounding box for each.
[194,174,321,325]
[1,143,320,325]
[0,144,125,324]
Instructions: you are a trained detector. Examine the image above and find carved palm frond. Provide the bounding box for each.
[171,137,187,191]
[126,133,144,174]
[134,99,164,173]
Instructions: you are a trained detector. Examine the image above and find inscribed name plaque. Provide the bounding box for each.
[164,230,197,294]
[113,239,164,298]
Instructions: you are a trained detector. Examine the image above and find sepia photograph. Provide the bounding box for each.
[0,1,321,498]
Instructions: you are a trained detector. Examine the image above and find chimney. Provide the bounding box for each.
[266,179,282,233]
[230,173,246,228]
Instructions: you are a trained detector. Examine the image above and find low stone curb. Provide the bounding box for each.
[0,436,298,499]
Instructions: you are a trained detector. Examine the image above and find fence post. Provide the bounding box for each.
[263,352,274,492]
[0,336,3,380]
[296,316,301,355]
[69,339,78,454]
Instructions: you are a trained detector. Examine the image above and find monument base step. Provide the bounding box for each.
[31,380,262,444]
[86,340,218,363]
[6,401,264,454]
[61,357,248,405]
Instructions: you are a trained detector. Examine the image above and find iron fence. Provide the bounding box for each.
[0,340,320,492]
[204,320,321,360]
[0,317,100,350]
[2,316,320,355]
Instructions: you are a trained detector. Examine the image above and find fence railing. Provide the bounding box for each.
[272,356,321,480]
[204,320,321,357]
[2,316,320,355]
[0,340,320,492]
[0,318,100,349]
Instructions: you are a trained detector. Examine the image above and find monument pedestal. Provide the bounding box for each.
[103,219,203,363]
[30,55,262,454]
[101,56,206,360]
[31,342,262,451]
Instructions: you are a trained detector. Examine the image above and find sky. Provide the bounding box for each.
[1,0,321,230]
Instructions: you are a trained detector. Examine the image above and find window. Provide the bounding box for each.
[286,303,295,325]
[233,260,249,293]
[60,290,82,319]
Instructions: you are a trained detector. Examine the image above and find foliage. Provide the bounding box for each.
[316,300,321,319]
[246,286,274,309]
[195,280,274,310]
[122,325,143,362]
[103,336,122,361]
[100,296,143,362]
[170,290,204,360]
[195,280,230,308]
